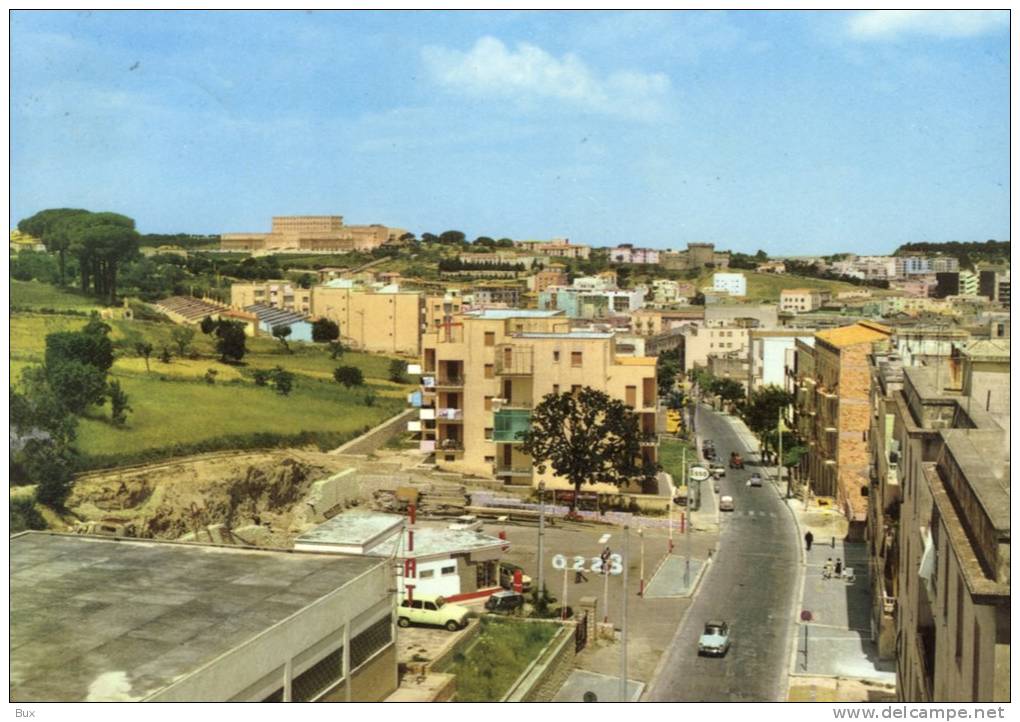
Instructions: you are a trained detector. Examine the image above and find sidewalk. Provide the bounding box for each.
[783,494,896,690]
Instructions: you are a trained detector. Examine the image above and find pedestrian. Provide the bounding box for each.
[804,531,814,552]
[575,569,588,584]
[823,558,833,580]
[834,558,843,577]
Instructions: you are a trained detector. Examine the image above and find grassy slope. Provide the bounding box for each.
[693,269,872,302]
[10,279,103,311]
[10,284,413,464]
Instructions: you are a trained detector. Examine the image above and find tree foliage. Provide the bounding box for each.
[170,325,195,356]
[201,318,247,363]
[270,366,294,395]
[334,366,364,387]
[743,385,794,453]
[271,324,292,352]
[327,340,347,360]
[108,379,132,426]
[656,348,681,397]
[388,359,408,383]
[17,207,90,285]
[312,318,340,343]
[521,388,653,511]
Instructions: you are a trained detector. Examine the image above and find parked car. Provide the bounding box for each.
[448,515,483,532]
[499,562,533,592]
[709,463,726,479]
[698,620,731,656]
[398,595,470,631]
[719,495,734,512]
[729,452,744,469]
[749,472,763,487]
[485,590,526,614]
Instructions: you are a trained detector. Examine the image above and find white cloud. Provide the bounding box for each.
[847,10,1008,40]
[422,36,671,121]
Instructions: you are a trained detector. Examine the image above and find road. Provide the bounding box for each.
[644,405,801,702]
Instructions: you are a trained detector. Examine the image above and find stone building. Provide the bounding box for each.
[792,321,893,539]
[221,215,407,253]
[887,340,1009,702]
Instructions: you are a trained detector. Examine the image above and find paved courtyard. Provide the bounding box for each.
[552,670,644,702]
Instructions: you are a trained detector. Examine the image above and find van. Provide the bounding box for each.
[719,495,734,512]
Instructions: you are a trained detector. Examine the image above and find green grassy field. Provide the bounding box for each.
[10,284,414,467]
[693,269,875,302]
[10,279,102,311]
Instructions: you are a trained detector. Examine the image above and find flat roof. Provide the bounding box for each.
[295,510,403,547]
[296,512,505,559]
[11,533,381,702]
[467,309,562,319]
[518,331,612,339]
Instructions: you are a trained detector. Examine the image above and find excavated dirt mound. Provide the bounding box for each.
[67,450,356,541]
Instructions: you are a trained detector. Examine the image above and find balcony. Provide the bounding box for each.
[493,408,531,443]
[882,594,896,617]
[436,408,464,422]
[495,346,534,376]
[640,432,659,446]
[437,438,464,452]
[435,374,465,388]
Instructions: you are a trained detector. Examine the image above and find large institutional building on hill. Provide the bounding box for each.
[221,215,407,253]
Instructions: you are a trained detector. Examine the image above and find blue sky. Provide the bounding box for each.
[10,10,1010,254]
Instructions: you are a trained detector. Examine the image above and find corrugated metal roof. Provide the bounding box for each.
[244,304,309,327]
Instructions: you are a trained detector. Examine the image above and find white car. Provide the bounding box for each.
[448,515,483,531]
[698,620,731,656]
[719,495,734,512]
[749,473,763,487]
[398,595,471,631]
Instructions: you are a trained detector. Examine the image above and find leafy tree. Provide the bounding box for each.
[170,326,196,356]
[108,379,132,426]
[47,360,108,414]
[708,377,745,406]
[270,366,294,395]
[271,324,292,352]
[200,315,216,335]
[10,495,47,533]
[204,368,218,384]
[327,340,347,360]
[63,211,141,303]
[10,367,78,448]
[45,326,114,374]
[421,232,439,245]
[296,273,316,289]
[439,230,466,245]
[159,347,172,364]
[495,238,515,248]
[135,342,154,372]
[363,391,376,406]
[334,366,364,387]
[28,440,78,508]
[656,349,681,397]
[252,368,271,386]
[521,388,652,513]
[742,385,794,454]
[388,359,408,383]
[312,318,341,343]
[209,320,246,363]
[17,207,90,285]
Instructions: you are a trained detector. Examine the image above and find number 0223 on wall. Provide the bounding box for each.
[551,553,623,575]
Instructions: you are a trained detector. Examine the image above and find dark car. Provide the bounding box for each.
[485,590,526,614]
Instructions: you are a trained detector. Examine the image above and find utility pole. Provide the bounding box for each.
[684,446,691,588]
[620,525,629,702]
[537,481,546,600]
[638,528,645,596]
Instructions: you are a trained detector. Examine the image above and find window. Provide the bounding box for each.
[552,384,560,394]
[484,332,495,347]
[419,569,435,579]
[553,351,560,362]
[484,396,493,411]
[484,455,495,463]
[484,428,493,440]
[350,617,392,671]
[571,385,581,394]
[424,601,438,611]
[485,364,494,379]
[441,566,457,576]
[571,352,583,367]
[292,647,344,702]
[625,386,637,408]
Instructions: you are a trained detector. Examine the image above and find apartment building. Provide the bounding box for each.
[539,285,645,319]
[528,268,569,293]
[457,252,543,270]
[748,329,816,392]
[887,341,1009,702]
[682,324,750,373]
[630,307,704,337]
[312,284,424,356]
[232,281,312,314]
[469,283,522,307]
[419,309,657,491]
[650,279,695,305]
[609,245,660,264]
[221,215,407,253]
[780,288,830,314]
[712,272,747,297]
[514,238,591,260]
[792,321,893,539]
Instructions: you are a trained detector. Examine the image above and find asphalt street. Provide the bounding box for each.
[644,405,801,702]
